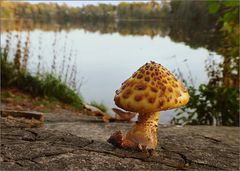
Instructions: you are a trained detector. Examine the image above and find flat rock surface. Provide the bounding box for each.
[1,110,239,170]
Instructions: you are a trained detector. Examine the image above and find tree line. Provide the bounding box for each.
[1,1,116,22]
[0,0,214,22]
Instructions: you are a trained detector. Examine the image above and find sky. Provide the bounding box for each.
[21,0,154,7]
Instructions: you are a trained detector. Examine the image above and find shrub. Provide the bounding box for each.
[171,84,239,126]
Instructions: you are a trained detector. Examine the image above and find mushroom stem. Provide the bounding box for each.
[123,112,160,150]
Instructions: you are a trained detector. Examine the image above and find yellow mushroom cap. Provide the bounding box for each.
[114,61,189,113]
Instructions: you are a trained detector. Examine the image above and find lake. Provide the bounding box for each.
[1,21,223,124]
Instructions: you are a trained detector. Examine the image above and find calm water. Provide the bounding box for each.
[1,24,223,124]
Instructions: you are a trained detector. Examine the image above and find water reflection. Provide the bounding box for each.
[2,19,170,37]
[1,19,238,125]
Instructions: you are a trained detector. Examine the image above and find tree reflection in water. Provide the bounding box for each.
[1,14,239,126]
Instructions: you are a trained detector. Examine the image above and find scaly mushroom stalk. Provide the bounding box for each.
[123,112,160,150]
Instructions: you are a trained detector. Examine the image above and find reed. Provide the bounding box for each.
[59,33,68,80]
[3,29,12,61]
[64,42,73,83]
[1,27,84,110]
[22,31,30,71]
[51,31,58,74]
[37,32,43,76]
[14,33,22,69]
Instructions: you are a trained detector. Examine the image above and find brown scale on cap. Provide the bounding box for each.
[148,97,156,104]
[145,77,150,82]
[140,68,145,74]
[122,89,132,99]
[135,84,147,90]
[159,90,164,96]
[151,87,158,93]
[159,100,164,107]
[145,65,150,70]
[162,79,167,84]
[126,81,135,87]
[115,89,120,95]
[173,83,179,88]
[134,95,143,102]
[161,86,166,92]
[151,81,155,86]
[121,84,127,90]
[157,81,162,86]
[137,74,143,79]
[132,72,137,78]
[168,87,173,92]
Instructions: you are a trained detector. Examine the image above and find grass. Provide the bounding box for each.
[1,87,79,113]
[90,100,108,112]
[1,52,84,110]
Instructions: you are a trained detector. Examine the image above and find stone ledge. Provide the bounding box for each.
[1,117,239,170]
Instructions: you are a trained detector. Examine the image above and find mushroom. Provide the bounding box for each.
[108,61,189,151]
